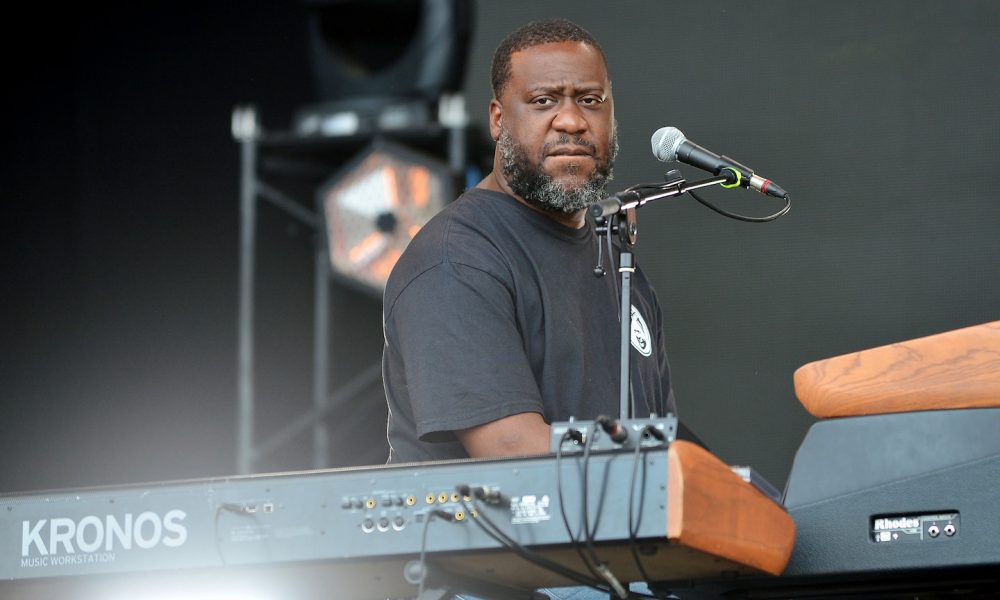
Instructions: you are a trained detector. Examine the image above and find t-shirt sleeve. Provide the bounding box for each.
[385,259,544,442]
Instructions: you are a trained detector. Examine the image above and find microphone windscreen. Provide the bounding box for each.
[650,126,686,162]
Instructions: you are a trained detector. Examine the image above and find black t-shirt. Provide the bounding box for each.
[382,188,675,463]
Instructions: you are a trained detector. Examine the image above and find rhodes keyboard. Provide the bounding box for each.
[0,441,793,600]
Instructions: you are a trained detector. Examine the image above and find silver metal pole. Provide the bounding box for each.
[233,106,259,474]
[312,215,331,469]
[439,93,468,178]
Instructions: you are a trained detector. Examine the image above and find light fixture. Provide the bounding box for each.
[296,0,473,137]
[319,139,454,293]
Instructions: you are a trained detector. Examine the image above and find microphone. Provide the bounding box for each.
[651,126,789,199]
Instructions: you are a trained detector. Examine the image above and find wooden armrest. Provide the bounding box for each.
[794,321,1000,418]
[667,440,796,576]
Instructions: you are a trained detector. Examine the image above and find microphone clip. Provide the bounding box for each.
[590,207,638,278]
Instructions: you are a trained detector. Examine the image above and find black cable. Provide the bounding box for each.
[581,418,629,599]
[618,176,791,223]
[627,429,654,587]
[447,494,666,600]
[556,430,604,582]
[593,228,606,277]
[626,427,677,600]
[213,502,256,567]
[623,178,790,223]
[580,419,599,565]
[457,492,607,590]
[687,188,790,222]
[605,220,619,306]
[416,509,454,598]
[458,452,666,600]
[626,374,635,420]
[622,182,674,194]
[212,505,229,567]
[455,483,603,586]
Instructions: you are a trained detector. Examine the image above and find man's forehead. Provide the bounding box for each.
[507,41,609,90]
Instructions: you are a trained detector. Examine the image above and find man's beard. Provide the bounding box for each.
[498,126,619,214]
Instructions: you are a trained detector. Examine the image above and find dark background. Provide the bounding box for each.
[3,1,998,494]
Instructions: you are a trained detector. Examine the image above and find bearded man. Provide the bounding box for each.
[383,19,675,463]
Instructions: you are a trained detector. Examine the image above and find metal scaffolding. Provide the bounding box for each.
[231,104,468,474]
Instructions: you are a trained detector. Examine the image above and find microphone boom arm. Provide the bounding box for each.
[589,174,733,219]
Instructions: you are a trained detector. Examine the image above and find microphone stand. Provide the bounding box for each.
[617,245,634,420]
[548,171,761,453]
[590,173,731,421]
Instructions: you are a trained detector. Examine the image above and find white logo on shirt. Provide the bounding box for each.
[630,305,652,357]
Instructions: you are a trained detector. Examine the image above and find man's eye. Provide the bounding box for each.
[580,96,602,106]
[534,97,554,105]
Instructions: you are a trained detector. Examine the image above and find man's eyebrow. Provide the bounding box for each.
[525,83,608,95]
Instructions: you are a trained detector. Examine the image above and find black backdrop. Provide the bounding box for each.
[3,1,998,494]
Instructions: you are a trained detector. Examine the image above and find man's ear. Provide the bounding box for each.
[488,98,502,141]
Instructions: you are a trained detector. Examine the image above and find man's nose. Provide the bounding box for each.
[551,101,588,134]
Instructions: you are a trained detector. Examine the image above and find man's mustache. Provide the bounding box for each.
[542,135,596,157]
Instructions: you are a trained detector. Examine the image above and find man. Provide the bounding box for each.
[383,19,675,464]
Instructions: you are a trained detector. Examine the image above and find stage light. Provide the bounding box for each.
[296,0,473,137]
[319,140,453,293]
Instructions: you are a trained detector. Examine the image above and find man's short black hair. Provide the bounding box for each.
[490,19,607,99]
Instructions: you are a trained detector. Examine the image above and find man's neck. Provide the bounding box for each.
[476,171,587,229]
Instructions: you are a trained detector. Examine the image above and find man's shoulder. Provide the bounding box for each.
[402,187,517,261]
[414,187,516,241]
[444,186,520,227]
[384,188,520,304]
